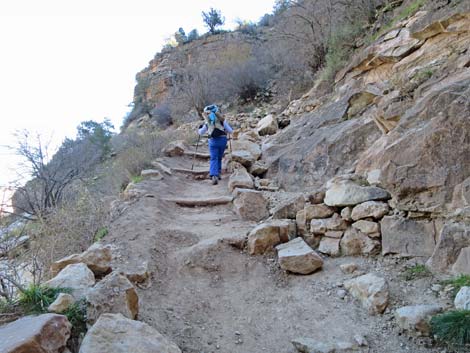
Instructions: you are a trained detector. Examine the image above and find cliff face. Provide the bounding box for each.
[262,2,470,219]
[130,32,259,126]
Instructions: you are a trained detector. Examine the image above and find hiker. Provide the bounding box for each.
[198,104,233,185]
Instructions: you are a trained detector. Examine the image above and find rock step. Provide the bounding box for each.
[164,196,234,207]
[171,167,209,177]
[183,151,211,160]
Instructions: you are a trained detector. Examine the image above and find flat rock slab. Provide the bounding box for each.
[79,313,182,353]
[325,180,390,207]
[381,216,436,257]
[292,336,366,353]
[0,314,71,353]
[276,237,323,274]
[171,167,209,177]
[166,196,234,207]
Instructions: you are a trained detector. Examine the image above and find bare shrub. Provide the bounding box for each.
[150,102,173,128]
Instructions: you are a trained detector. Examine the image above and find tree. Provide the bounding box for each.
[175,27,187,45]
[77,119,114,157]
[187,29,199,42]
[202,8,224,34]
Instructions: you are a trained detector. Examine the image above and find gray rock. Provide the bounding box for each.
[86,272,139,325]
[381,216,436,257]
[324,179,390,207]
[257,114,278,136]
[233,189,269,221]
[305,204,335,219]
[427,222,470,272]
[276,238,323,274]
[0,314,71,353]
[48,293,75,314]
[79,313,181,353]
[455,286,470,310]
[344,273,389,315]
[351,201,389,221]
[452,247,470,275]
[228,167,254,192]
[292,337,363,353]
[395,304,443,336]
[352,220,380,235]
[45,263,95,299]
[247,220,296,255]
[340,228,380,256]
[318,237,341,257]
[272,195,305,219]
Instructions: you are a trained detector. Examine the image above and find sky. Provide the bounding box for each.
[0,0,275,190]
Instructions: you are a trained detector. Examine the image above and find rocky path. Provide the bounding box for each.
[105,150,442,353]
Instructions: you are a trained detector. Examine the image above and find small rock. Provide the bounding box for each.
[340,207,352,221]
[344,273,389,315]
[276,238,323,274]
[352,220,380,235]
[318,237,340,257]
[247,220,296,255]
[48,293,75,314]
[340,263,358,274]
[351,201,390,221]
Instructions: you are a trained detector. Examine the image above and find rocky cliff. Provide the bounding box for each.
[262,2,470,222]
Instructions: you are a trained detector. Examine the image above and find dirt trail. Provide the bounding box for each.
[105,152,443,353]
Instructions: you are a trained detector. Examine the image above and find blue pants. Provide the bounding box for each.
[208,136,227,177]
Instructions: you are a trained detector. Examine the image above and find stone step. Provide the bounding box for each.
[183,151,211,160]
[164,196,234,207]
[171,167,209,177]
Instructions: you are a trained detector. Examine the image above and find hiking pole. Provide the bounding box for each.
[192,134,201,171]
[228,134,233,173]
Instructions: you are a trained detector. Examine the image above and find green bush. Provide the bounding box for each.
[320,24,365,82]
[431,310,470,348]
[401,264,432,281]
[94,227,108,242]
[63,299,87,335]
[19,285,71,314]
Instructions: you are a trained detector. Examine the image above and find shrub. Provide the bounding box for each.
[93,226,108,242]
[401,264,432,281]
[431,310,470,348]
[150,103,173,128]
[19,285,70,314]
[187,29,199,42]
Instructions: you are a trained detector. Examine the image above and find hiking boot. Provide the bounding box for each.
[218,175,222,180]
[211,176,218,185]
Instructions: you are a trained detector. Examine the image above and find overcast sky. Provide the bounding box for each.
[0,0,275,188]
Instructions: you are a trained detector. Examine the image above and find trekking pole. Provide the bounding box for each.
[228,134,233,173]
[191,134,201,171]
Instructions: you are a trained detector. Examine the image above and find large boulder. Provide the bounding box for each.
[381,216,436,257]
[163,140,187,157]
[79,313,182,353]
[0,314,71,353]
[452,247,470,275]
[231,140,262,167]
[351,201,389,221]
[340,228,380,256]
[233,189,269,221]
[247,220,296,255]
[454,287,470,310]
[45,263,95,299]
[51,243,113,276]
[257,114,278,136]
[228,167,254,192]
[426,222,470,273]
[86,272,139,324]
[356,71,470,215]
[276,238,323,274]
[324,179,390,207]
[344,273,389,315]
[395,304,443,336]
[272,195,305,219]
